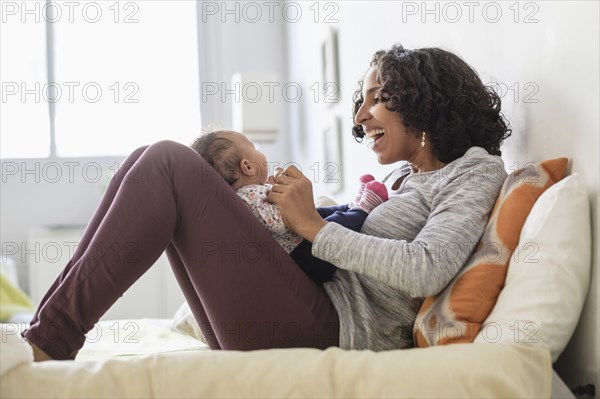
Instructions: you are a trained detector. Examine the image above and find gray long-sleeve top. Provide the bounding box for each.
[313,147,507,350]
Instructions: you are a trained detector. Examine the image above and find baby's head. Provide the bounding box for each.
[190,130,269,189]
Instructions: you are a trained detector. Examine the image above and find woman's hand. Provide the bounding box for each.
[267,165,327,242]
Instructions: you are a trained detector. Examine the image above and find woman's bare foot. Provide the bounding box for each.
[27,340,54,361]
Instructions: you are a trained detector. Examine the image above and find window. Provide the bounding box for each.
[1,3,50,158]
[1,0,201,158]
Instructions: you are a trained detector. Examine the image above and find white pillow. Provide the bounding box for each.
[474,173,592,362]
[314,195,338,207]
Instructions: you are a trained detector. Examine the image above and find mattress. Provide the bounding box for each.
[1,319,556,398]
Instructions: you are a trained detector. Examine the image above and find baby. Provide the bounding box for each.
[190,130,388,284]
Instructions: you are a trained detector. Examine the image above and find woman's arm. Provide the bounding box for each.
[311,159,506,297]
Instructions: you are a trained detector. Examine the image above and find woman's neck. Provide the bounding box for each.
[408,150,446,173]
[405,144,446,173]
[410,160,447,173]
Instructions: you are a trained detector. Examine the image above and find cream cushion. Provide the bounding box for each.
[1,342,551,398]
[474,173,592,362]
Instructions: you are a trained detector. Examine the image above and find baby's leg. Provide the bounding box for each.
[351,181,389,213]
[350,174,375,207]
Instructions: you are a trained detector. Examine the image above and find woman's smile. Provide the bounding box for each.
[365,128,385,151]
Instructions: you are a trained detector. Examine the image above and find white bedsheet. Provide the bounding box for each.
[1,319,553,398]
[551,371,575,399]
[75,318,207,361]
[0,324,33,377]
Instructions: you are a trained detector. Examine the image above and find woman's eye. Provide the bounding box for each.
[372,97,381,104]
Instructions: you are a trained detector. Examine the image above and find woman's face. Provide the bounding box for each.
[354,67,421,165]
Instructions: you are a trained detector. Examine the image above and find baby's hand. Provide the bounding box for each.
[267,167,284,185]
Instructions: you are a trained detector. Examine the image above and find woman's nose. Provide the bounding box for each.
[354,102,370,125]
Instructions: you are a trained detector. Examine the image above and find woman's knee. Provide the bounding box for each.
[149,139,190,154]
[130,144,150,159]
[145,140,203,162]
[144,139,218,179]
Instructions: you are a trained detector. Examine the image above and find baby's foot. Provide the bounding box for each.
[353,181,388,214]
[351,174,375,207]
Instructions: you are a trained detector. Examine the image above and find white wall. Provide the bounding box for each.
[284,0,599,391]
[196,1,290,165]
[1,157,122,289]
[0,157,186,319]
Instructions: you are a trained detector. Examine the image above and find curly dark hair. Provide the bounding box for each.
[190,131,242,186]
[352,44,512,163]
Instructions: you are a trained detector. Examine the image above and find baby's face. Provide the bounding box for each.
[225,131,270,185]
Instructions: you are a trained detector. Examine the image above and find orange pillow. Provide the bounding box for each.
[413,157,568,347]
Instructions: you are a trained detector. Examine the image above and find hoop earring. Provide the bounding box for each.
[421,132,426,148]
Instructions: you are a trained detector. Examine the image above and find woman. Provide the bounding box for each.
[24,43,511,360]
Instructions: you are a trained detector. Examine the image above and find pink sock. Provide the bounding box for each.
[354,181,388,214]
[352,174,375,207]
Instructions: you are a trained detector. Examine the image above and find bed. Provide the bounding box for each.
[0,319,566,398]
[0,161,592,398]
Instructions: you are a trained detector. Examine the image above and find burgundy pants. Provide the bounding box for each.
[22,140,339,359]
